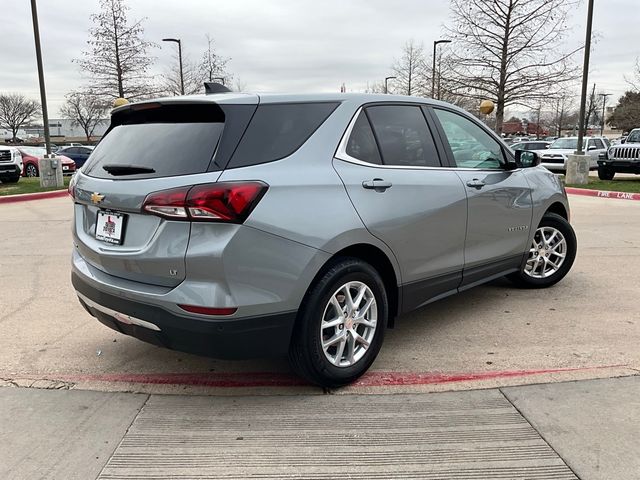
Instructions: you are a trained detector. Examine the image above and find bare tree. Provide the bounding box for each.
[60,91,109,141]
[162,35,232,96]
[200,34,232,86]
[624,57,640,91]
[391,40,428,96]
[0,94,40,142]
[234,77,248,92]
[583,84,602,133]
[446,0,580,134]
[75,0,156,101]
[162,51,204,96]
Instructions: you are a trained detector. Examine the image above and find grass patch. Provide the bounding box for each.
[0,176,70,196]
[566,177,640,193]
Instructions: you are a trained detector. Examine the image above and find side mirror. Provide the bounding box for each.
[621,138,626,144]
[515,150,541,168]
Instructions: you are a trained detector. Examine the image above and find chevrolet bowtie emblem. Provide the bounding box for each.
[91,192,105,204]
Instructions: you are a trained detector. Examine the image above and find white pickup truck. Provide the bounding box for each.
[0,146,23,183]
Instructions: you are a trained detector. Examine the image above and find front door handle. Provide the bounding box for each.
[362,178,392,192]
[466,179,486,189]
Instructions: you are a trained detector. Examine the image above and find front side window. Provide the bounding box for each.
[593,139,604,149]
[345,111,382,165]
[366,105,441,167]
[434,109,505,169]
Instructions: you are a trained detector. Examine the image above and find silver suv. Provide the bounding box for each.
[70,91,577,387]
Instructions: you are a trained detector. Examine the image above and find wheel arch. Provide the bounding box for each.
[307,243,400,328]
[545,202,568,220]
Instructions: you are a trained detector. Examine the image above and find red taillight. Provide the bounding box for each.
[178,304,237,316]
[142,182,268,223]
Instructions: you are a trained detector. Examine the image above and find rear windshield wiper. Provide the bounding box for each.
[102,164,156,176]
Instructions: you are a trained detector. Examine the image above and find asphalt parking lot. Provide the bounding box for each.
[1,193,638,395]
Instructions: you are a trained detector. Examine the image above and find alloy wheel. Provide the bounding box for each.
[524,226,567,279]
[320,281,377,367]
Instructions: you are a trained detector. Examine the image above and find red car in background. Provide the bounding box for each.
[18,147,76,177]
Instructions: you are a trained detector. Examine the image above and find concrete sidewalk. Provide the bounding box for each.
[1,376,638,480]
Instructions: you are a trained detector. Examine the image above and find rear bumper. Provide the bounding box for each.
[72,271,297,359]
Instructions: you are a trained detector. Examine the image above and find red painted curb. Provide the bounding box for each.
[565,187,640,201]
[0,189,68,204]
[27,365,625,388]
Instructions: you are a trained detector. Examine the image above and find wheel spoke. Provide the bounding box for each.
[323,332,345,350]
[346,335,356,364]
[333,338,347,365]
[356,297,374,319]
[322,316,343,329]
[342,284,356,312]
[353,284,367,310]
[351,330,370,349]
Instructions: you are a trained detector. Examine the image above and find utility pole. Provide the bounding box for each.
[30,0,51,156]
[575,0,594,156]
[599,93,611,136]
[432,40,451,99]
[163,38,184,95]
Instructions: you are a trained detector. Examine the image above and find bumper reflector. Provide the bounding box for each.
[178,305,237,316]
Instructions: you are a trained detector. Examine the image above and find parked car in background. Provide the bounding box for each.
[598,128,640,180]
[18,147,76,177]
[70,91,577,387]
[38,143,59,152]
[56,146,94,169]
[510,141,551,152]
[0,146,23,183]
[533,136,610,172]
[544,136,558,142]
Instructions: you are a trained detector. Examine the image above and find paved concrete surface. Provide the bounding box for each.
[0,384,577,480]
[0,388,147,480]
[3,377,639,479]
[503,376,640,480]
[0,194,639,394]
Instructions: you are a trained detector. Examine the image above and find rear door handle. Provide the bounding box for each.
[362,178,392,192]
[466,179,486,189]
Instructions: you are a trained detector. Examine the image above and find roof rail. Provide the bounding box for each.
[204,82,232,94]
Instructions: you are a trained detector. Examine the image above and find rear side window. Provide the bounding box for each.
[228,102,339,168]
[345,111,382,165]
[83,104,228,180]
[366,105,441,167]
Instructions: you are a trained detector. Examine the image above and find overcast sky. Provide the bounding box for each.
[1,0,639,117]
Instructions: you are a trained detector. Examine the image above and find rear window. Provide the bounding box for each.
[82,103,256,180]
[227,102,339,168]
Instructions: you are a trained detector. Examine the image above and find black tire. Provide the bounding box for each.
[25,163,39,177]
[288,257,388,388]
[1,175,20,184]
[508,212,577,288]
[597,166,615,180]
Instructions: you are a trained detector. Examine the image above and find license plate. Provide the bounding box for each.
[95,210,126,245]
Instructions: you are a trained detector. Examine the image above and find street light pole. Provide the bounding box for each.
[599,93,611,137]
[575,0,594,155]
[162,38,184,95]
[29,0,51,156]
[384,76,396,94]
[432,40,451,99]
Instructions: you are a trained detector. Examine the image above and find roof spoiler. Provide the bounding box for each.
[204,82,232,94]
